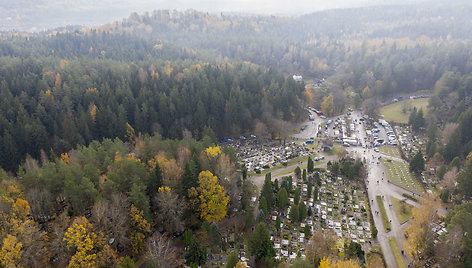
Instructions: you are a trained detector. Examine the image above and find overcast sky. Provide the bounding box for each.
[32,0,432,15]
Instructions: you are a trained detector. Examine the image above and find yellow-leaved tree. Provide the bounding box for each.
[125,122,136,145]
[89,104,97,123]
[63,217,102,268]
[0,179,45,268]
[197,170,229,223]
[204,145,222,158]
[303,89,314,106]
[129,204,151,257]
[319,257,361,268]
[321,94,334,116]
[0,234,23,268]
[235,261,248,268]
[148,152,182,189]
[404,194,440,265]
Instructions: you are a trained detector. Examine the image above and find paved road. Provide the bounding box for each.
[358,147,416,268]
[250,110,422,268]
[292,111,325,140]
[348,113,418,268]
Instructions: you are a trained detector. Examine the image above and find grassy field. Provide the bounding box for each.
[331,145,346,155]
[392,197,413,223]
[383,159,424,194]
[379,98,429,124]
[389,237,406,268]
[376,196,391,232]
[248,154,318,176]
[379,145,401,158]
[274,161,324,177]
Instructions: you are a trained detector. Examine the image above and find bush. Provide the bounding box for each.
[371,226,378,239]
[402,193,418,202]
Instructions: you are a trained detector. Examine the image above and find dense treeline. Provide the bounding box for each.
[1,4,472,172]
[0,54,304,171]
[0,31,198,62]
[0,132,258,267]
[103,6,472,93]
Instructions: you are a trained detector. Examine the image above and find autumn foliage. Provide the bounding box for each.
[194,170,229,223]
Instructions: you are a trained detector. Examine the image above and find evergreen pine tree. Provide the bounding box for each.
[147,161,163,196]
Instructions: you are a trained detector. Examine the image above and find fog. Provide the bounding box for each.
[0,0,462,31]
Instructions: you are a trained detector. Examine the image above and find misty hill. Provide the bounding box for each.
[2,0,464,32]
[1,2,472,170]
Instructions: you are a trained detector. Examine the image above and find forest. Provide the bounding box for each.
[0,53,305,171]
[2,1,472,267]
[2,4,472,171]
[0,130,261,267]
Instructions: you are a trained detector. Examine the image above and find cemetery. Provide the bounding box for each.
[383,159,424,194]
[379,145,402,158]
[222,138,315,174]
[394,125,423,159]
[266,170,373,263]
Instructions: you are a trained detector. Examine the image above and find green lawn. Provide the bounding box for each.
[383,159,424,194]
[389,237,406,268]
[248,154,317,176]
[392,197,413,223]
[331,145,346,155]
[379,98,429,124]
[376,196,391,232]
[379,145,401,158]
[275,161,324,177]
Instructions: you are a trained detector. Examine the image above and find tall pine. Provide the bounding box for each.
[307,157,314,173]
[260,173,274,210]
[181,162,197,198]
[147,161,163,196]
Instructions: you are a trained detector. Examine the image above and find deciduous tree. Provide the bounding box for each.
[152,187,184,233]
[63,217,102,268]
[404,194,440,265]
[321,94,334,116]
[197,170,229,223]
[0,234,23,268]
[318,257,361,268]
[306,230,337,264]
[145,232,177,267]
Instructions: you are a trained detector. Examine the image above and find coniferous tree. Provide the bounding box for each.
[409,151,425,174]
[294,188,301,205]
[249,222,275,262]
[277,188,289,209]
[307,157,314,173]
[408,107,417,126]
[147,162,163,196]
[186,236,207,267]
[260,173,274,209]
[181,162,197,198]
[290,204,299,222]
[259,196,268,216]
[299,201,307,221]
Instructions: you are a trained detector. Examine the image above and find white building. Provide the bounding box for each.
[293,75,303,82]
